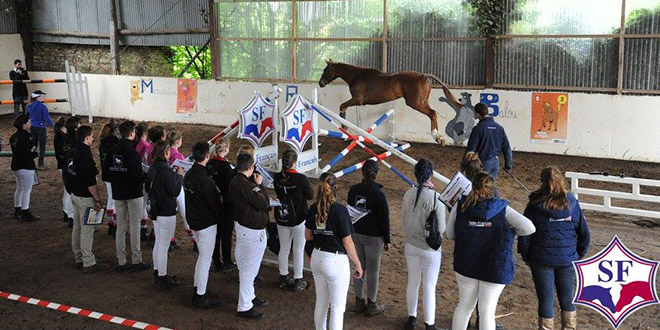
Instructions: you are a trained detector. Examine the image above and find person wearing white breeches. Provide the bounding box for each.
[274,149,314,292]
[184,142,222,308]
[228,153,271,319]
[447,172,536,330]
[54,116,73,224]
[305,173,363,330]
[10,114,40,221]
[146,141,184,289]
[401,159,446,330]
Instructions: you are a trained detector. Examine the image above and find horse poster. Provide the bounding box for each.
[176,78,198,116]
[531,92,569,144]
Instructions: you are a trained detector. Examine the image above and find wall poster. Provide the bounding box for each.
[531,92,568,144]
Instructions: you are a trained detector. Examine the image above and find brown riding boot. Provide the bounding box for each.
[561,310,577,330]
[538,317,554,330]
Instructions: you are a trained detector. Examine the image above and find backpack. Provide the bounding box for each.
[424,192,442,250]
[274,186,298,225]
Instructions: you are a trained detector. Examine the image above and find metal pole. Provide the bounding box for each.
[177,39,211,78]
[617,0,627,95]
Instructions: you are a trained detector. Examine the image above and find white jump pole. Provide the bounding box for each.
[312,102,450,185]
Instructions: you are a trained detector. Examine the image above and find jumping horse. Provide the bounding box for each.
[318,59,462,145]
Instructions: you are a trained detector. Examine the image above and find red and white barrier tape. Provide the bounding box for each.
[0,290,175,330]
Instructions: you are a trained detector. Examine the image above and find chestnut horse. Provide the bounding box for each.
[318,60,462,145]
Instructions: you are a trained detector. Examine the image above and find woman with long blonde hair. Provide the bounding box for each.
[305,173,363,330]
[518,166,590,330]
[448,172,535,330]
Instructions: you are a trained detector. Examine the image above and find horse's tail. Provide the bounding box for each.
[424,74,462,109]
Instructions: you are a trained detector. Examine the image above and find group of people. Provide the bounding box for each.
[8,100,592,330]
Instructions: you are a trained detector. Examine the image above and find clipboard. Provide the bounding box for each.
[439,172,472,209]
[84,207,106,225]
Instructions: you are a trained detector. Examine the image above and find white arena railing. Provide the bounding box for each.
[565,172,660,219]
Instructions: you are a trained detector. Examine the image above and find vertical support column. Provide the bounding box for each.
[570,177,579,200]
[616,0,627,95]
[291,0,298,82]
[14,0,34,69]
[485,37,495,88]
[208,0,219,80]
[109,0,121,74]
[381,0,388,72]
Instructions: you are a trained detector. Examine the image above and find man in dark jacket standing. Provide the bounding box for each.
[64,126,107,273]
[229,153,270,319]
[465,103,513,197]
[184,142,222,308]
[10,59,29,116]
[103,121,149,272]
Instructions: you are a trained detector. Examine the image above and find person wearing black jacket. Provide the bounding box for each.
[99,121,120,235]
[54,117,74,224]
[146,141,184,290]
[273,149,314,292]
[10,114,40,221]
[207,137,237,272]
[64,126,107,273]
[347,159,390,317]
[184,142,222,308]
[104,121,149,272]
[229,153,270,320]
[10,59,29,116]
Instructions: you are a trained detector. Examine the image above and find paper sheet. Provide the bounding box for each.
[269,197,282,207]
[439,172,472,208]
[346,205,371,224]
[172,158,193,172]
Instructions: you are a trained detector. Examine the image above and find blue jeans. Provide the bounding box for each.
[30,126,47,166]
[531,265,576,318]
[481,157,500,198]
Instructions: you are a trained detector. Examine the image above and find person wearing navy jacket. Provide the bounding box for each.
[465,103,512,197]
[447,172,535,330]
[26,90,54,170]
[347,159,390,317]
[518,166,590,330]
[145,141,184,290]
[273,149,314,292]
[10,114,40,221]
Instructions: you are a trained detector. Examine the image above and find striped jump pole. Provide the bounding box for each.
[313,105,414,186]
[0,79,66,84]
[321,109,394,172]
[312,102,450,185]
[1,98,67,105]
[334,143,411,180]
[186,120,239,161]
[319,129,400,148]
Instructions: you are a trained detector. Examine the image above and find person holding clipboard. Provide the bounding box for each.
[64,126,107,273]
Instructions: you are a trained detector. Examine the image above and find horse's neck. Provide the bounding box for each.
[334,63,377,84]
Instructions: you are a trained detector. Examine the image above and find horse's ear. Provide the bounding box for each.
[325,58,333,64]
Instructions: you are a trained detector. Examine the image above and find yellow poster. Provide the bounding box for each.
[531,92,568,143]
[177,79,197,115]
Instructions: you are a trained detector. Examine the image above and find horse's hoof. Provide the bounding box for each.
[435,137,446,146]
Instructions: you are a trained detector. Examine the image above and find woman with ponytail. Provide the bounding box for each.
[518,166,590,330]
[54,116,74,224]
[460,151,483,181]
[347,159,390,316]
[401,159,446,330]
[447,172,535,330]
[274,149,314,291]
[305,173,363,330]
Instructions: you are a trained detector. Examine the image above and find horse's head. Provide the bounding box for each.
[319,59,338,88]
[543,102,553,112]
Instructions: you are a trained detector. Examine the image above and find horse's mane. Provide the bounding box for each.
[331,62,382,75]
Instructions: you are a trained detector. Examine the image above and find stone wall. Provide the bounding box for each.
[31,43,173,77]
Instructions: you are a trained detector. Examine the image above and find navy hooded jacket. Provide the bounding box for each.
[518,193,590,267]
[454,198,516,285]
[466,117,512,169]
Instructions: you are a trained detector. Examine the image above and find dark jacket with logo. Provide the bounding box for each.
[207,156,233,218]
[9,68,29,97]
[518,193,590,267]
[348,180,390,244]
[99,135,120,182]
[273,170,314,227]
[10,128,37,171]
[453,198,514,285]
[184,163,222,231]
[466,117,512,169]
[64,142,98,198]
[229,173,270,230]
[54,131,67,170]
[145,160,182,217]
[103,139,145,200]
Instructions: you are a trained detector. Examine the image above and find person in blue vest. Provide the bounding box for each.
[464,103,512,198]
[26,90,54,170]
[518,166,590,330]
[447,172,535,330]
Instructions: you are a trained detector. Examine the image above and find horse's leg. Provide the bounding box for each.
[339,98,361,128]
[409,101,445,146]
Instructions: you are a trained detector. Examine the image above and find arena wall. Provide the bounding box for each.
[2,71,659,163]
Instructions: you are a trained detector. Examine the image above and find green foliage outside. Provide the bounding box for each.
[168,46,211,80]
